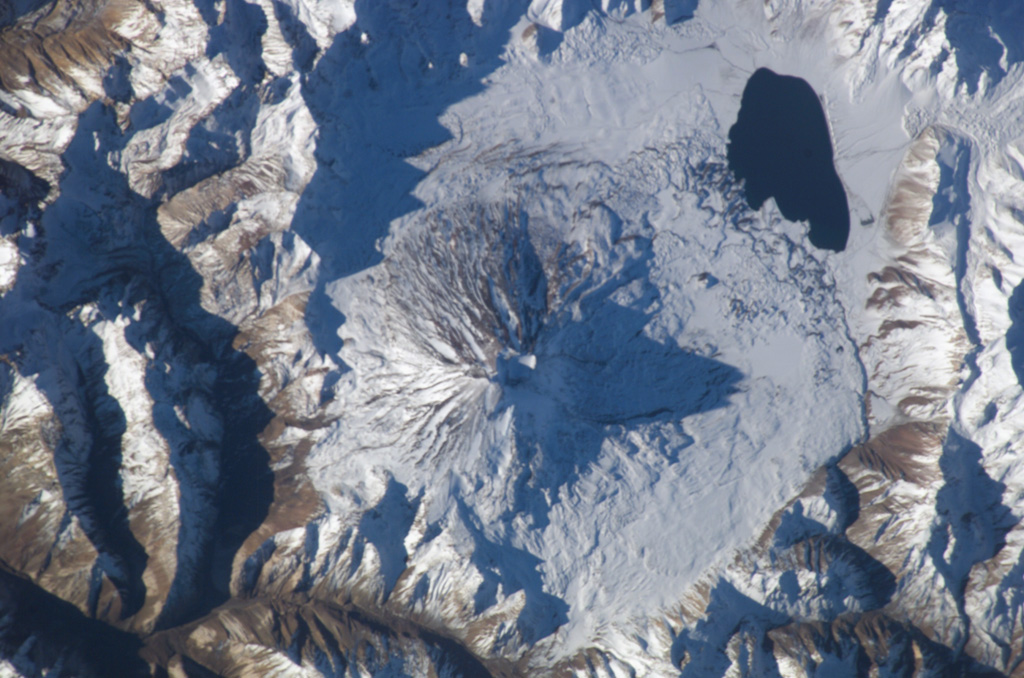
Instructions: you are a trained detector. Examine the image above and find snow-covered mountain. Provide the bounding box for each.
[1,0,1023,675]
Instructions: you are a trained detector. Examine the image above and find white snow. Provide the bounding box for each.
[3,0,1024,673]
[0,239,18,291]
[307,4,895,658]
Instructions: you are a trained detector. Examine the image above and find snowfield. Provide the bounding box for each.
[1,0,1023,675]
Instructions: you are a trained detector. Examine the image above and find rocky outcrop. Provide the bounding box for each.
[1,0,1023,676]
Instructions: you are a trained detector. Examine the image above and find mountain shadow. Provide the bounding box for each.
[0,101,275,630]
[928,429,1017,650]
[455,496,570,645]
[487,215,742,528]
[919,0,1024,95]
[0,567,149,677]
[1007,279,1024,388]
[291,0,525,357]
[291,0,700,358]
[671,579,789,677]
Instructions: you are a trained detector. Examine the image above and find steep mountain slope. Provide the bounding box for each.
[1,0,1023,676]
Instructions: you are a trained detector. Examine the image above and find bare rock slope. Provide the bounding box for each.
[1,0,1024,676]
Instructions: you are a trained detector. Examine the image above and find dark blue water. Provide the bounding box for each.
[727,68,850,252]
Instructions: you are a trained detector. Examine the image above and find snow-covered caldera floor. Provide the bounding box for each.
[4,0,1024,674]
[305,2,904,658]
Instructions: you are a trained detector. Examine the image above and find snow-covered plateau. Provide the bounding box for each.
[1,0,1024,675]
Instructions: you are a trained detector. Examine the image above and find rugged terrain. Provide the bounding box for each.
[1,0,1024,675]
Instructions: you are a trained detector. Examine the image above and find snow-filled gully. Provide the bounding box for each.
[2,0,1024,676]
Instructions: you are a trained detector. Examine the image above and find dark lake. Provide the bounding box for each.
[727,68,850,252]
